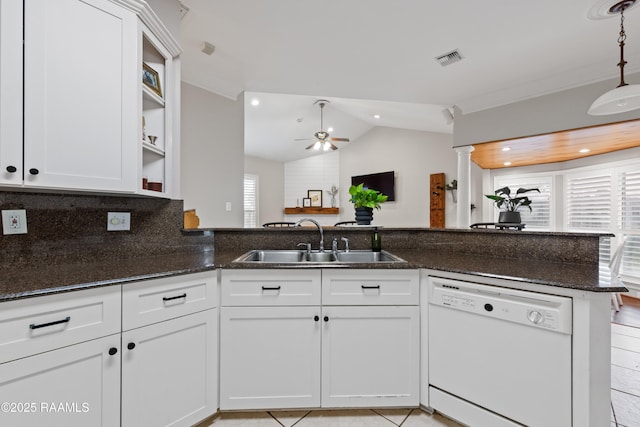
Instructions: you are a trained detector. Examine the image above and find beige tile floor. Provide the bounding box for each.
[196,408,461,427]
[196,322,640,427]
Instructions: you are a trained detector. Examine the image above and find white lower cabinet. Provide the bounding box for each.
[121,309,218,427]
[0,271,217,427]
[219,306,321,410]
[121,271,218,427]
[219,269,420,411]
[0,334,121,427]
[321,305,420,408]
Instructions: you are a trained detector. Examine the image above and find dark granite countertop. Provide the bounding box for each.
[0,250,215,302]
[0,247,627,303]
[217,249,628,293]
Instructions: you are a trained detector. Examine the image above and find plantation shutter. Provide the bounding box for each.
[244,174,258,228]
[565,172,613,263]
[566,173,612,231]
[618,169,640,278]
[494,177,552,229]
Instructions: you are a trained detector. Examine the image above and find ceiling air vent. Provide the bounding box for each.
[435,49,463,66]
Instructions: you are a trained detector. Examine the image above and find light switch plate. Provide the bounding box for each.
[2,209,28,235]
[107,212,131,231]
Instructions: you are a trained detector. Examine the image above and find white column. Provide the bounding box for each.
[455,145,475,228]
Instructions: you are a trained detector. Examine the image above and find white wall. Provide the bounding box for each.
[454,71,640,147]
[181,83,244,227]
[338,127,458,227]
[244,155,285,225]
[283,152,340,226]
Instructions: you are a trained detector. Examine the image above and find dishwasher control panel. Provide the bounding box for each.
[429,277,572,334]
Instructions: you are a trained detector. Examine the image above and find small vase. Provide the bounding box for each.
[331,196,336,208]
[355,207,374,225]
[498,211,521,223]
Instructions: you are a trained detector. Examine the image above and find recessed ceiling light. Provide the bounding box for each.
[502,147,511,152]
[250,99,260,107]
[327,127,334,133]
[579,148,591,153]
[373,114,381,119]
[503,162,512,166]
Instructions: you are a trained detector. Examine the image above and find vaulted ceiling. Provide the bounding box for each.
[179,0,640,163]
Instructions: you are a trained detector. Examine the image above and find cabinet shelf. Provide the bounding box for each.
[284,207,339,215]
[142,141,165,156]
[142,85,164,107]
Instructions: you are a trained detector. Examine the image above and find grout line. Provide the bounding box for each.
[267,411,286,427]
[289,410,312,427]
[370,408,403,426]
[611,388,640,399]
[398,408,415,426]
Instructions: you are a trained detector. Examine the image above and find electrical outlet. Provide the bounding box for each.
[225,202,232,211]
[107,212,131,231]
[2,209,28,235]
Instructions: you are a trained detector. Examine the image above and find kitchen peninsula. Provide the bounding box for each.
[0,212,625,426]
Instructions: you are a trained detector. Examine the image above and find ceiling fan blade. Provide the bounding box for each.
[295,138,313,141]
[305,142,317,150]
[330,137,350,142]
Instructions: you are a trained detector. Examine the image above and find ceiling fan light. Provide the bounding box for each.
[313,141,322,150]
[588,84,640,115]
[323,141,331,151]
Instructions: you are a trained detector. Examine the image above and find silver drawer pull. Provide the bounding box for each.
[361,285,381,289]
[29,316,71,330]
[261,286,281,291]
[162,293,187,302]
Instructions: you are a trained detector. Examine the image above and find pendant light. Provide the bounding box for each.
[589,0,640,115]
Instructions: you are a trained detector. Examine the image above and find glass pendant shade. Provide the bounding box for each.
[588,83,640,115]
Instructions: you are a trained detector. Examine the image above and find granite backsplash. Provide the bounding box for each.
[211,227,605,265]
[0,191,213,268]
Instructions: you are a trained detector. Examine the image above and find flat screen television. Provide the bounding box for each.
[351,171,395,201]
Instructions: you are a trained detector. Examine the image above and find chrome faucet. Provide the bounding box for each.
[294,218,324,252]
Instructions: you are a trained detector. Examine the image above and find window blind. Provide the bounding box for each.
[618,170,640,276]
[566,173,613,264]
[243,174,258,228]
[566,173,612,231]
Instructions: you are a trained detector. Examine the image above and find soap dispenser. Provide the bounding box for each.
[371,227,381,252]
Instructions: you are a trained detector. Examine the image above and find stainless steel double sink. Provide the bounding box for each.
[232,249,406,265]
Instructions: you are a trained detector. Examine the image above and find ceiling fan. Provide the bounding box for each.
[295,99,350,151]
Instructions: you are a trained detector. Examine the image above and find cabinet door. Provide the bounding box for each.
[23,0,137,192]
[121,309,218,427]
[321,305,420,408]
[220,306,321,410]
[0,0,22,185]
[0,334,121,427]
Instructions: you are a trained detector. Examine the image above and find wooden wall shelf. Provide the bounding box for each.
[284,207,339,215]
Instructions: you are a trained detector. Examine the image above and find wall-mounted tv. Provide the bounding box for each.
[351,171,396,201]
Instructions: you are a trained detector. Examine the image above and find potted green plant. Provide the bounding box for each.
[348,183,388,225]
[485,186,539,223]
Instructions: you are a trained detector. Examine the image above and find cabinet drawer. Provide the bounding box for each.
[122,271,216,331]
[322,269,419,305]
[0,286,121,364]
[221,269,321,306]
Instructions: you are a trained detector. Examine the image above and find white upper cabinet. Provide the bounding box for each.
[0,0,23,186]
[1,0,181,196]
[23,0,138,192]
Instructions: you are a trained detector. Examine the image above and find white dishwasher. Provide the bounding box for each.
[427,277,572,427]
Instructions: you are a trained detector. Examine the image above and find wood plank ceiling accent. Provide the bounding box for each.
[470,119,640,169]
